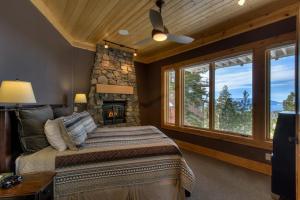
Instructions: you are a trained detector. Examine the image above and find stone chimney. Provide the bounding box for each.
[88,45,140,127]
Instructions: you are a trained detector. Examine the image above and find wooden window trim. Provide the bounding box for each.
[265,42,297,140]
[162,69,176,126]
[161,32,296,150]
[213,51,254,137]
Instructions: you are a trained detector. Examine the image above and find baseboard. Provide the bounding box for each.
[174,139,272,176]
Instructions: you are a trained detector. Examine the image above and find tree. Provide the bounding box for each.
[216,85,239,132]
[283,92,295,111]
[216,88,252,135]
[184,70,209,127]
[238,90,252,135]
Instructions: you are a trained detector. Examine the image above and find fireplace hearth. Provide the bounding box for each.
[102,101,126,125]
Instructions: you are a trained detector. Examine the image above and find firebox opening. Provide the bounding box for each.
[102,101,126,125]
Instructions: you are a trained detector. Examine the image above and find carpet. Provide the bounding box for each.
[182,150,272,200]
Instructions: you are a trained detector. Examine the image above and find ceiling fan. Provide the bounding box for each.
[134,0,194,46]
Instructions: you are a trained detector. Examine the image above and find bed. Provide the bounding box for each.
[16,125,195,200]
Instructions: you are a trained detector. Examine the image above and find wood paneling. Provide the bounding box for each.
[30,0,299,63]
[96,84,134,94]
[175,139,272,175]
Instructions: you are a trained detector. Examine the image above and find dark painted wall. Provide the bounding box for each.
[0,0,94,106]
[134,62,149,125]
[140,17,296,163]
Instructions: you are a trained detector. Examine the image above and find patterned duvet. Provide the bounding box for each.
[20,126,195,200]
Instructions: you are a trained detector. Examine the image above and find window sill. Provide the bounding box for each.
[162,124,272,150]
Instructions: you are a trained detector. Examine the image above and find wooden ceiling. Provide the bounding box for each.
[31,0,298,63]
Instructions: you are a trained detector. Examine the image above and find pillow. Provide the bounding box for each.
[53,106,72,118]
[59,113,87,150]
[44,118,67,151]
[17,105,54,153]
[78,111,97,133]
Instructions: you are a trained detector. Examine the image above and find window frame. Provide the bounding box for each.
[161,32,295,150]
[163,69,176,126]
[212,52,254,137]
[265,42,297,140]
[181,62,211,130]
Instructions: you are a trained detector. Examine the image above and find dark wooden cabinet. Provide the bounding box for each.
[0,172,55,200]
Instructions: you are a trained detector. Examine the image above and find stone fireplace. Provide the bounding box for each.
[88,45,140,127]
[102,101,126,125]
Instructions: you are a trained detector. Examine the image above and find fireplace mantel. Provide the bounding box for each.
[96,84,134,95]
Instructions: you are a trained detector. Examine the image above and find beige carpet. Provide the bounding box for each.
[182,150,272,200]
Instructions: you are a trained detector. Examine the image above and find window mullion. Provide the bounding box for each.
[209,63,215,130]
[175,68,182,127]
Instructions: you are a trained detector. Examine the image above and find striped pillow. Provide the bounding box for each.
[60,113,87,150]
[78,111,97,133]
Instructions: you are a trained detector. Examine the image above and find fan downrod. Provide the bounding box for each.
[156,0,165,12]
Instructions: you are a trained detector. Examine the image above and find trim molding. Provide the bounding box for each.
[174,139,272,176]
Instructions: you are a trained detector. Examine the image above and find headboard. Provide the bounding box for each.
[0,104,66,173]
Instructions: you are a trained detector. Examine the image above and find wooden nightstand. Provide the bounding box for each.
[0,172,56,200]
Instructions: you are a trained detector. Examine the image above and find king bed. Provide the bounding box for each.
[1,105,195,200]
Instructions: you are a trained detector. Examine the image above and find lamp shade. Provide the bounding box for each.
[74,93,87,104]
[0,80,37,104]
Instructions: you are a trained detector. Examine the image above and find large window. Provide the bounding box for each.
[268,44,296,139]
[162,36,296,149]
[214,53,253,136]
[183,64,210,128]
[166,70,176,124]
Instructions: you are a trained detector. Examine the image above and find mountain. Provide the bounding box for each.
[231,98,283,112]
[270,100,283,112]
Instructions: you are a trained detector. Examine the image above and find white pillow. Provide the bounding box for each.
[44,118,67,151]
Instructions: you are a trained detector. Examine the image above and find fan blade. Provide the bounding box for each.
[134,37,153,46]
[167,34,194,44]
[149,9,164,31]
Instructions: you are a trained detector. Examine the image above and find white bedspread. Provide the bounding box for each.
[16,146,57,174]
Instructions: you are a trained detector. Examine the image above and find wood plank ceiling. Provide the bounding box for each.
[31,0,298,63]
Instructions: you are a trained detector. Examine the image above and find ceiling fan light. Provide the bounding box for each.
[152,29,167,41]
[238,0,245,6]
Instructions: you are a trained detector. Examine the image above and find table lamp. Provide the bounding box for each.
[0,80,37,106]
[74,93,87,112]
[0,80,36,175]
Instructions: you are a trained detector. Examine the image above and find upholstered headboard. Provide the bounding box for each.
[0,104,67,173]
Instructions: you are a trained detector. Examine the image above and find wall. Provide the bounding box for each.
[0,0,95,107]
[141,17,296,164]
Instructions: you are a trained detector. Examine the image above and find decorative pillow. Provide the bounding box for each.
[44,118,67,151]
[17,105,54,153]
[78,111,97,133]
[59,113,87,150]
[53,106,72,118]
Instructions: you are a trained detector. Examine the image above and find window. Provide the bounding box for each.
[214,53,253,136]
[268,44,296,139]
[161,34,296,149]
[183,64,210,128]
[166,70,176,124]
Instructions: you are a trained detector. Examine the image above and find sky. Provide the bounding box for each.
[214,55,295,103]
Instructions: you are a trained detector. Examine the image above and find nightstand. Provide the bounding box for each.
[0,171,56,200]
